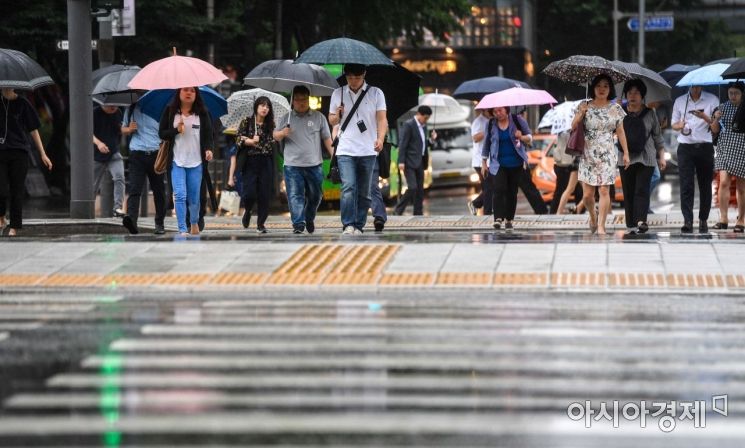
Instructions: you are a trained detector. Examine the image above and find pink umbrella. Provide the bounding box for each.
[127,48,227,90]
[476,87,557,110]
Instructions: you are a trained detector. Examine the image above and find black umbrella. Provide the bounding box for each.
[452,76,530,101]
[91,65,142,106]
[336,62,421,123]
[0,48,54,90]
[658,64,700,87]
[295,37,394,66]
[722,58,745,80]
[543,55,631,85]
[244,59,338,96]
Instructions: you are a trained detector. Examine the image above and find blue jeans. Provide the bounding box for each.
[338,155,376,230]
[284,164,324,228]
[171,162,202,233]
[370,163,387,222]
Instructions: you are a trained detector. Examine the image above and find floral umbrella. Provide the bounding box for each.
[543,55,631,86]
[221,88,290,132]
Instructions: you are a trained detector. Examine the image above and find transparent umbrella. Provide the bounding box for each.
[221,89,290,132]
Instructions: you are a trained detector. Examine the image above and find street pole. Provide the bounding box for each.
[67,0,95,219]
[207,0,215,64]
[613,0,619,61]
[98,11,114,217]
[638,0,645,65]
[275,0,283,58]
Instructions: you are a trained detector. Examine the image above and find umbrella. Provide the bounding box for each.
[659,64,700,86]
[137,86,227,122]
[128,48,227,90]
[676,63,731,87]
[537,100,582,134]
[452,76,530,100]
[335,61,421,123]
[475,87,557,110]
[611,61,671,103]
[244,59,338,96]
[295,37,394,67]
[543,55,631,85]
[221,88,291,131]
[91,65,143,106]
[0,48,54,90]
[419,93,464,115]
[722,58,745,80]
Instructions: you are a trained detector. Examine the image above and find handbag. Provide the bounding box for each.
[566,117,586,157]
[328,87,370,184]
[154,139,171,174]
[218,189,241,215]
[377,140,392,179]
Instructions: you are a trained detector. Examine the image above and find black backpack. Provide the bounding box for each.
[622,106,651,154]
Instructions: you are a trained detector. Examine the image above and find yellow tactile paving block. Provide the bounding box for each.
[267,244,346,285]
[436,272,492,286]
[322,245,400,285]
[726,274,745,288]
[494,272,548,286]
[210,272,269,285]
[156,273,212,285]
[41,273,101,287]
[0,274,42,286]
[551,272,606,287]
[100,274,156,287]
[379,273,435,286]
[607,273,666,288]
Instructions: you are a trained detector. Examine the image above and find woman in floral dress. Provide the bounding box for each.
[572,74,630,234]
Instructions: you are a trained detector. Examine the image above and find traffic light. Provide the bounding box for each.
[512,16,522,28]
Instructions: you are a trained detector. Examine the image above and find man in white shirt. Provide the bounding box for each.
[329,64,388,234]
[468,108,492,215]
[671,85,719,233]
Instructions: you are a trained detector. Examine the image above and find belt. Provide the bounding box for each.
[131,149,159,154]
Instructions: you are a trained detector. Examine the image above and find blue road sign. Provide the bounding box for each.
[627,15,674,32]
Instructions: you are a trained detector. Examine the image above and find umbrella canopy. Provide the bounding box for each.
[128,49,227,90]
[543,55,631,85]
[244,59,338,96]
[91,65,142,106]
[0,48,54,90]
[221,88,291,131]
[659,64,700,86]
[537,100,582,134]
[722,58,745,80]
[452,76,530,100]
[476,87,557,110]
[418,93,464,115]
[137,86,227,122]
[611,61,671,103]
[295,37,394,66]
[335,61,421,123]
[676,63,731,87]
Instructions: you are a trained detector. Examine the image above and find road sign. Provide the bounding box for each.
[627,15,674,32]
[56,40,98,51]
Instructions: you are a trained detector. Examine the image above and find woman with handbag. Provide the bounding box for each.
[572,74,630,235]
[158,87,214,236]
[235,96,276,233]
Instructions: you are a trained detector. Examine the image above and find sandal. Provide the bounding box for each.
[713,222,728,230]
[734,225,745,233]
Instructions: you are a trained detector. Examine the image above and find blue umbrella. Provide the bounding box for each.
[676,63,731,87]
[295,37,393,66]
[137,86,227,121]
[452,76,530,100]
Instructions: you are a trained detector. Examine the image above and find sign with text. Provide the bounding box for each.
[627,15,674,32]
[112,0,136,36]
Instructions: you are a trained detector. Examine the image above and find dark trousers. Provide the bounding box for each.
[395,165,424,215]
[490,166,522,221]
[551,165,580,214]
[471,167,493,214]
[0,149,28,229]
[125,151,166,226]
[678,143,714,223]
[242,154,273,227]
[620,163,654,227]
[519,168,548,214]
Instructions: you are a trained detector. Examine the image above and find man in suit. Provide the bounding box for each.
[394,106,437,215]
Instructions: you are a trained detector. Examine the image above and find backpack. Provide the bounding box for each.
[622,106,650,154]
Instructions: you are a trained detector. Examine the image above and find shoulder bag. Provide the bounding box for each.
[328,88,369,184]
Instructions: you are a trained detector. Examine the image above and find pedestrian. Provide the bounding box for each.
[92,104,126,218]
[369,146,388,232]
[394,105,436,216]
[711,81,745,232]
[481,106,532,231]
[618,79,665,234]
[572,74,630,235]
[236,95,276,233]
[0,88,53,236]
[551,130,582,214]
[329,63,387,234]
[671,84,719,233]
[468,108,492,215]
[273,85,333,234]
[158,87,214,236]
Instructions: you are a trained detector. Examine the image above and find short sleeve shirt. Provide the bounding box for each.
[0,96,40,152]
[92,107,123,162]
[671,91,719,144]
[172,113,202,168]
[123,104,161,151]
[283,109,331,167]
[328,83,386,157]
[471,114,488,168]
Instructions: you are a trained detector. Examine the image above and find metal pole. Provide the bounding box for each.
[68,0,95,218]
[274,0,283,58]
[207,0,215,64]
[638,0,645,65]
[98,12,114,217]
[613,0,619,61]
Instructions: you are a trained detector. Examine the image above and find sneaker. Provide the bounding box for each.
[153,225,166,235]
[699,221,709,234]
[122,215,139,235]
[242,210,251,229]
[257,225,268,234]
[373,217,385,232]
[342,226,355,235]
[293,224,305,234]
[467,201,476,216]
[492,219,502,230]
[113,208,126,218]
[353,228,363,235]
[681,222,693,233]
[504,220,513,231]
[625,227,638,235]
[306,220,315,234]
[198,216,205,232]
[293,228,304,234]
[638,222,649,234]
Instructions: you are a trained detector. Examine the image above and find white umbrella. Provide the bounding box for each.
[538,100,582,135]
[221,88,290,132]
